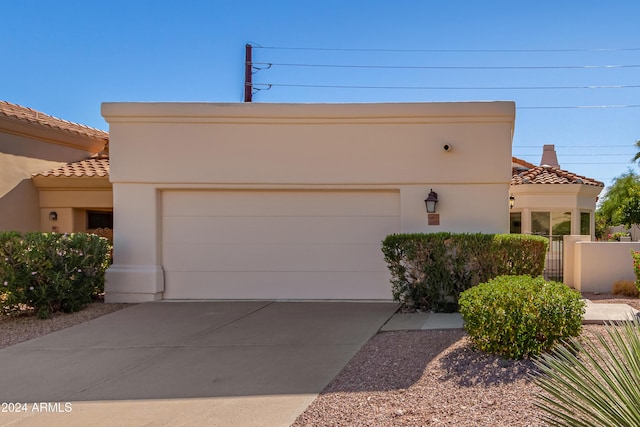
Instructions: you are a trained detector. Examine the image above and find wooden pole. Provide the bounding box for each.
[244,44,252,102]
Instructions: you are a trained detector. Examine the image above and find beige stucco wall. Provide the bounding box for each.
[0,129,107,232]
[102,101,516,302]
[573,241,640,292]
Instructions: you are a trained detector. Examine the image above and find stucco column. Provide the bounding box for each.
[521,208,532,235]
[105,184,164,302]
[571,208,581,235]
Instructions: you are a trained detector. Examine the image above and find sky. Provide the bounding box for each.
[1,0,639,189]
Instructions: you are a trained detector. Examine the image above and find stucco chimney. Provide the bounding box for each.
[540,144,560,168]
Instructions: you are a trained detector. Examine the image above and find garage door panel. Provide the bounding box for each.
[163,243,386,272]
[162,190,400,300]
[163,190,400,217]
[163,271,393,300]
[163,216,399,245]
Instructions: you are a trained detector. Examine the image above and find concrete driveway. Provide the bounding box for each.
[0,301,398,426]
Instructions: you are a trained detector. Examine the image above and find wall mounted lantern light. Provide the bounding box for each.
[424,189,439,213]
[49,211,58,221]
[509,195,515,209]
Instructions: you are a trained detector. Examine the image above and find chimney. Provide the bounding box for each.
[540,144,560,168]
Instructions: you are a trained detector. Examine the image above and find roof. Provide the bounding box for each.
[33,156,110,178]
[0,100,108,142]
[511,165,604,187]
[512,156,536,169]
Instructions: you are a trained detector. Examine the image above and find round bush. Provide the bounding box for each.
[458,275,585,360]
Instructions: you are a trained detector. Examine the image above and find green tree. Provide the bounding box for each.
[632,139,640,164]
[597,170,640,228]
[618,185,640,228]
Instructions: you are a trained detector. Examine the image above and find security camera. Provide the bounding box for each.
[443,144,452,152]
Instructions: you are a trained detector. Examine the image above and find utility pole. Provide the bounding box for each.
[244,44,252,102]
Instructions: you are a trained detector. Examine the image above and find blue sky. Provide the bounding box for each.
[2,0,639,188]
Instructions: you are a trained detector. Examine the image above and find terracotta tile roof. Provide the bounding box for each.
[0,100,108,142]
[511,165,604,187]
[33,157,110,178]
[512,156,536,169]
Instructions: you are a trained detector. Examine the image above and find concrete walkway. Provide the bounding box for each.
[382,299,640,331]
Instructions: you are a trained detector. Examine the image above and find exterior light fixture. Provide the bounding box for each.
[424,189,438,213]
[49,211,58,221]
[509,195,515,209]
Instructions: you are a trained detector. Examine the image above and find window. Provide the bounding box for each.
[532,212,550,235]
[551,211,571,236]
[87,211,113,229]
[580,212,590,235]
[532,211,571,236]
[510,212,522,233]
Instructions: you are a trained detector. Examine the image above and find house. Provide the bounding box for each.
[101,101,516,303]
[0,100,111,234]
[510,144,604,239]
[510,145,604,282]
[2,100,607,302]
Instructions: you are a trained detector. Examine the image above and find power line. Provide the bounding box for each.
[254,61,640,70]
[254,45,640,53]
[514,145,633,148]
[514,154,634,157]
[519,104,640,109]
[253,82,640,90]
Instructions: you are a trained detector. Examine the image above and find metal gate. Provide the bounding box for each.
[543,235,564,282]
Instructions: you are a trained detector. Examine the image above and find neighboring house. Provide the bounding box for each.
[0,100,111,233]
[101,101,517,303]
[510,144,604,239]
[510,145,604,281]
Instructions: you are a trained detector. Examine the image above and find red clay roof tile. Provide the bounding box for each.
[0,100,108,142]
[33,157,110,178]
[511,165,604,187]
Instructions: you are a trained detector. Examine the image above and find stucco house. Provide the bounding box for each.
[0,100,111,235]
[510,144,604,239]
[510,145,604,281]
[1,100,607,302]
[101,101,516,302]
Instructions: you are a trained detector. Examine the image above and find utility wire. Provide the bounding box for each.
[253,83,640,90]
[254,62,640,70]
[515,154,635,157]
[515,145,633,148]
[254,46,640,53]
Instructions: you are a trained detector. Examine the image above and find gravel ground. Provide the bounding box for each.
[0,298,132,349]
[293,294,640,427]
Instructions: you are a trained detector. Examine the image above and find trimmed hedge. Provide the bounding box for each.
[459,275,585,359]
[381,233,548,311]
[0,232,111,318]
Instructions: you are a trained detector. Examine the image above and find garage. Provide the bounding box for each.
[161,190,400,300]
[102,101,515,303]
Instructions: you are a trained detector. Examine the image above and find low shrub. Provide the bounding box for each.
[612,279,639,297]
[458,275,585,360]
[0,232,111,318]
[381,233,548,311]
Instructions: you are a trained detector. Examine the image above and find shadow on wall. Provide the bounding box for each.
[0,179,39,232]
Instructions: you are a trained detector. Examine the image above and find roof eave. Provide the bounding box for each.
[31,175,112,189]
[0,115,107,154]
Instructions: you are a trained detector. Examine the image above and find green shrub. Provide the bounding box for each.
[381,233,548,311]
[458,275,585,360]
[0,232,111,319]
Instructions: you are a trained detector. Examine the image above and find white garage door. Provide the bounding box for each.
[162,190,400,300]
